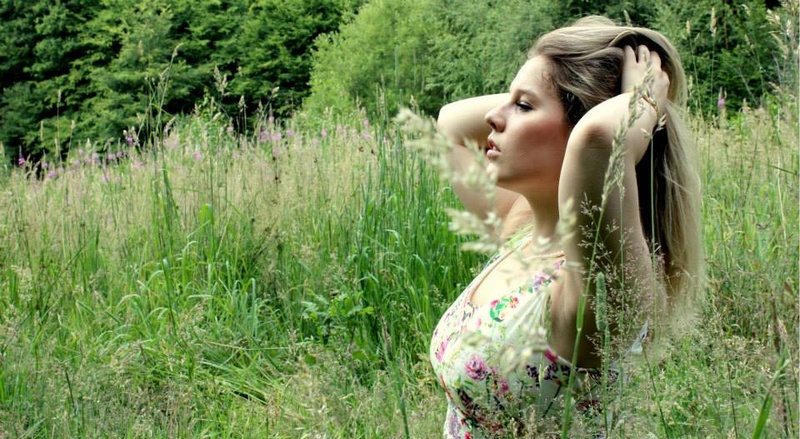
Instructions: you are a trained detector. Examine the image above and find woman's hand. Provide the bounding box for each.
[622,45,670,115]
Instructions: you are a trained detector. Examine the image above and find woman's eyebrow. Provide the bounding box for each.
[515,87,540,101]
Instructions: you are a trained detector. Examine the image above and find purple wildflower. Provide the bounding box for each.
[17,156,25,166]
[226,126,234,134]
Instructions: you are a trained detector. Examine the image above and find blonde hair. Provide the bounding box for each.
[531,16,704,321]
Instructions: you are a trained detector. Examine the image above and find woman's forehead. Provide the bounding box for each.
[510,57,556,97]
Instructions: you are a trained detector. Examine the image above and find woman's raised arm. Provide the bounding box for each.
[554,45,668,342]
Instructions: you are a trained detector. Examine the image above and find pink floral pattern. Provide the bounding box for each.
[430,246,613,438]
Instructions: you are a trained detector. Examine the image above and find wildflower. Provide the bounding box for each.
[259,130,268,143]
[363,118,370,129]
[116,151,125,159]
[268,115,275,124]
[362,132,373,141]
[193,151,202,161]
[17,156,25,166]
[286,129,294,138]
[272,147,281,159]
[226,126,234,134]
[321,128,327,139]
[107,153,116,161]
[271,132,283,142]
[42,161,49,169]
[47,169,57,179]
[77,149,84,156]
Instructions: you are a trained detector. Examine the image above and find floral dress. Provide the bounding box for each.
[430,238,616,438]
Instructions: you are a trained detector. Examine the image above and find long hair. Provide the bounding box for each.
[531,16,703,324]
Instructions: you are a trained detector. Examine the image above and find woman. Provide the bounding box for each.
[429,17,702,438]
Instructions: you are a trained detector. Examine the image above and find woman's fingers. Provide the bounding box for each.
[638,45,649,63]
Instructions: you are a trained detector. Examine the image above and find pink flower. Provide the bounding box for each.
[321,128,327,139]
[435,339,448,362]
[272,147,281,159]
[717,97,726,108]
[17,156,25,166]
[193,151,202,161]
[268,115,275,124]
[226,126,234,134]
[465,355,488,381]
[494,377,509,394]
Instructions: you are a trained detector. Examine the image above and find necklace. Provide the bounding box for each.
[524,250,565,259]
[516,236,564,260]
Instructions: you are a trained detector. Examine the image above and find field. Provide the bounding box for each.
[0,94,797,438]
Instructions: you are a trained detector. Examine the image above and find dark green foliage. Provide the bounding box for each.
[551,0,659,27]
[228,0,347,117]
[303,0,556,120]
[0,0,354,162]
[0,0,794,162]
[653,0,787,114]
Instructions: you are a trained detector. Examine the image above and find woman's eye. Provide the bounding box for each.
[515,101,533,111]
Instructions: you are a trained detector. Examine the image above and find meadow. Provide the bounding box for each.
[0,90,797,437]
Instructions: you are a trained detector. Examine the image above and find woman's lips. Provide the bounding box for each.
[486,139,501,159]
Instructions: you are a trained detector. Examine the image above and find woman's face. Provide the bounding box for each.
[484,56,572,197]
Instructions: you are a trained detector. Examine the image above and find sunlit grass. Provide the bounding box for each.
[0,90,797,439]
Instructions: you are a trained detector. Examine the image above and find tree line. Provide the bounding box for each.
[0,0,793,163]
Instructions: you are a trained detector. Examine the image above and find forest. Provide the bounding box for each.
[0,0,793,163]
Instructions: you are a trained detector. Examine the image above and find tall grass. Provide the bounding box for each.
[1,34,798,439]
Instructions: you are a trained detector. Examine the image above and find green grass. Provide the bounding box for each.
[0,95,797,438]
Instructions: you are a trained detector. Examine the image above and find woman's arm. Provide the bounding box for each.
[437,94,530,238]
[553,46,669,352]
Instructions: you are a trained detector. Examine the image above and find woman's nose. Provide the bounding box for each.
[485,106,503,132]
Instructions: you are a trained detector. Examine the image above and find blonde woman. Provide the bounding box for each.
[429,17,702,438]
